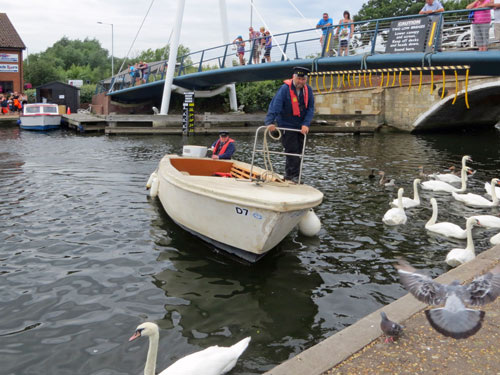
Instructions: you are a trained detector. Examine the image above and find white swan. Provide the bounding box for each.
[425,198,467,239]
[378,171,395,187]
[469,215,500,229]
[491,232,500,246]
[429,155,472,183]
[383,188,407,225]
[390,179,421,208]
[421,165,469,193]
[485,180,500,199]
[445,217,480,267]
[129,322,251,375]
[452,178,499,208]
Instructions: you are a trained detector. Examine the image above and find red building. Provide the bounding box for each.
[0,13,26,94]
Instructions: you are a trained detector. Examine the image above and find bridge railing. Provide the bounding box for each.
[102,8,496,93]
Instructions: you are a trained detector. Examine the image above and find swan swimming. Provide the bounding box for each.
[421,165,469,193]
[445,217,480,267]
[452,178,499,208]
[485,180,500,199]
[425,198,467,239]
[390,179,421,208]
[469,214,500,229]
[429,155,472,183]
[383,188,407,225]
[129,322,251,375]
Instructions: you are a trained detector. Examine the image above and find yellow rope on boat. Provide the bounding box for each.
[369,72,373,86]
[399,71,402,87]
[337,73,341,88]
[441,70,446,99]
[418,71,423,93]
[329,73,334,92]
[358,72,361,87]
[379,72,384,87]
[347,73,351,87]
[363,72,367,87]
[464,68,470,109]
[342,73,346,88]
[391,71,396,87]
[408,71,412,91]
[322,74,326,93]
[452,70,458,105]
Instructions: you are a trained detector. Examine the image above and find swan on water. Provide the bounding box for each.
[452,178,499,208]
[383,188,407,225]
[469,214,500,229]
[390,179,421,208]
[378,171,395,187]
[421,165,469,193]
[429,155,472,183]
[425,198,467,239]
[491,232,500,245]
[445,217,480,267]
[485,180,500,199]
[129,322,251,375]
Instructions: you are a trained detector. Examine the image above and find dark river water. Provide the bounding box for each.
[1,125,500,375]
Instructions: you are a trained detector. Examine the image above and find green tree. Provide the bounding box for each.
[354,0,471,21]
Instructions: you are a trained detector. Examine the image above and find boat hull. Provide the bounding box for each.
[20,115,61,130]
[155,155,323,261]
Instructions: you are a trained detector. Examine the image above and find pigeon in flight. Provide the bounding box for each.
[396,260,500,339]
[380,311,404,343]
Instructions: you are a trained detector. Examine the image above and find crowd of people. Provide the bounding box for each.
[0,92,28,115]
[232,26,272,65]
[128,61,149,85]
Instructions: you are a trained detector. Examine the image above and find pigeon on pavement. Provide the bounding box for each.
[396,260,500,339]
[380,311,404,343]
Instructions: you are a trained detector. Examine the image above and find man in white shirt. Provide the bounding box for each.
[419,0,445,14]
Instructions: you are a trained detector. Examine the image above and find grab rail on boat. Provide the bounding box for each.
[249,126,307,184]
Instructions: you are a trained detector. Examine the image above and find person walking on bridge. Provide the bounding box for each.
[265,67,315,182]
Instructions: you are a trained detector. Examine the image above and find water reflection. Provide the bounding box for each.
[0,127,499,374]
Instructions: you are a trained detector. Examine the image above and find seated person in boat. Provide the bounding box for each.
[265,66,315,181]
[210,131,236,160]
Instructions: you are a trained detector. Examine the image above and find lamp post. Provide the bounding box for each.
[97,21,114,76]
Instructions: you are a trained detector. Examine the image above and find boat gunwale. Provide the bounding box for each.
[159,155,323,212]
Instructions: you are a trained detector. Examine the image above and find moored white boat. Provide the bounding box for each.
[150,152,323,262]
[19,103,61,131]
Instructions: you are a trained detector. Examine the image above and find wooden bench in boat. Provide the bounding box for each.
[170,157,278,181]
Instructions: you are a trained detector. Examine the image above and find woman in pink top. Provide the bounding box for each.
[467,0,493,51]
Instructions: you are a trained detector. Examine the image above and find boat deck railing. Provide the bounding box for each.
[250,126,307,184]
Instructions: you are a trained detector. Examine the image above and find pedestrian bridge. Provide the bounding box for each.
[94,9,500,131]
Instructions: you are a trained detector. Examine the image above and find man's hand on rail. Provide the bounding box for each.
[267,124,276,132]
[301,125,309,135]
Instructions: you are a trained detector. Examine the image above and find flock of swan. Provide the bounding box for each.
[381,155,500,267]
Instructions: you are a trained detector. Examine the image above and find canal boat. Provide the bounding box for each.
[19,103,61,131]
[147,127,323,262]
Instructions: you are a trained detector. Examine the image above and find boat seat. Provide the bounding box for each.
[230,165,259,180]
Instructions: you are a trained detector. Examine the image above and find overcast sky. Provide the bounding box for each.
[4,0,365,58]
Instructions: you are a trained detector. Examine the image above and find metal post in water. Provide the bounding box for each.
[219,0,238,112]
[160,0,186,115]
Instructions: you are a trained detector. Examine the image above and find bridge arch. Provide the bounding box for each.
[412,80,500,132]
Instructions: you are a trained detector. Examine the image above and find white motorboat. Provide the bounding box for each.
[19,103,61,130]
[148,128,323,262]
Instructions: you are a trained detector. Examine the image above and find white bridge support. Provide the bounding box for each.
[160,0,238,115]
[219,0,238,112]
[160,0,185,115]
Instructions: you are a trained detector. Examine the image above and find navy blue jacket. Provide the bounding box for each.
[211,139,236,159]
[264,82,314,130]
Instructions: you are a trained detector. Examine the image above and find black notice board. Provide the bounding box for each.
[385,17,430,53]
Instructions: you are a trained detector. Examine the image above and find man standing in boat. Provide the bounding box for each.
[265,66,314,182]
[210,131,236,160]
